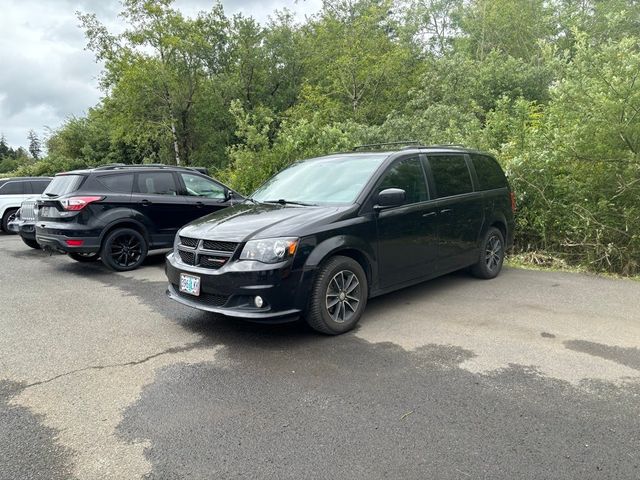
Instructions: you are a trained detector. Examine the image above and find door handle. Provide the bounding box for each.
[141,199,152,206]
[195,201,204,208]
[440,208,453,214]
[422,211,436,218]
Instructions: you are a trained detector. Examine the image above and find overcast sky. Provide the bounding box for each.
[0,0,321,149]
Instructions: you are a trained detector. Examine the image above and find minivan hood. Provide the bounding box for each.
[178,203,351,242]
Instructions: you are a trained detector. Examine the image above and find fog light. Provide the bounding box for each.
[254,296,264,308]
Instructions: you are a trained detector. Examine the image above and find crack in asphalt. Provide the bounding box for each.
[22,340,212,390]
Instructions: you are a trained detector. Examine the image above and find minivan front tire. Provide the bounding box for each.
[305,255,368,335]
[471,227,505,279]
[100,228,148,271]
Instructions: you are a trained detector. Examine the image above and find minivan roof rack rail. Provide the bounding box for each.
[352,141,423,151]
[424,144,467,149]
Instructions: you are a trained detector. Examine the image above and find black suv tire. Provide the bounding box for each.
[471,227,505,279]
[305,255,368,335]
[100,228,148,271]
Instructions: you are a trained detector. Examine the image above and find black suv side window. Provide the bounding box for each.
[0,181,25,195]
[136,172,178,195]
[470,154,507,190]
[179,173,225,199]
[97,174,134,193]
[428,154,473,198]
[377,156,428,205]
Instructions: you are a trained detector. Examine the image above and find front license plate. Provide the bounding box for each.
[179,273,201,296]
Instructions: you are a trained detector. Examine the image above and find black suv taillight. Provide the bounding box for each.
[59,196,104,211]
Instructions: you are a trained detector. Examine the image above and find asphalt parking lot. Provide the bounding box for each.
[1,233,639,480]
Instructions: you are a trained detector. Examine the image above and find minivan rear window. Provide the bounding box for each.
[471,154,508,190]
[44,175,84,197]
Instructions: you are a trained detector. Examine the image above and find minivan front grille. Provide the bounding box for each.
[178,250,196,265]
[202,240,237,252]
[176,238,239,270]
[179,236,199,248]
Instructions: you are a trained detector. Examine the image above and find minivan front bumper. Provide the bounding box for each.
[165,251,313,322]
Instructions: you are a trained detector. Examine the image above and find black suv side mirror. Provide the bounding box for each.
[376,188,406,209]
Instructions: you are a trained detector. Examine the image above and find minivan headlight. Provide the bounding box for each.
[240,237,298,264]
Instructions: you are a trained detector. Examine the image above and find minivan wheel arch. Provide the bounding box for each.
[304,237,375,291]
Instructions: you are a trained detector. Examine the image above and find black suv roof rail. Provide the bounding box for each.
[94,163,172,170]
[352,141,423,151]
[93,164,209,175]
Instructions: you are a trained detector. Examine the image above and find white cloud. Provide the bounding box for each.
[0,0,321,149]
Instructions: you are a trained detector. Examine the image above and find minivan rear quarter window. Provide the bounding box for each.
[44,175,84,197]
[428,154,473,198]
[471,154,508,190]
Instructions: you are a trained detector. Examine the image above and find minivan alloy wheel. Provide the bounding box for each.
[485,235,502,272]
[326,270,361,324]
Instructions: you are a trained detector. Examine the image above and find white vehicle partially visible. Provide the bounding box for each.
[0,177,52,233]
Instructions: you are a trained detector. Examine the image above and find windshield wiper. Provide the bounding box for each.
[263,199,315,206]
[244,197,263,205]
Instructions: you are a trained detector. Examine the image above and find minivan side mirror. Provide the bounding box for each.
[376,188,406,209]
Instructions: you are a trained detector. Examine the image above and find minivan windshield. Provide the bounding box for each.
[252,154,389,205]
[43,175,84,197]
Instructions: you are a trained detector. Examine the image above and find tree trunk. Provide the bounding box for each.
[171,120,181,166]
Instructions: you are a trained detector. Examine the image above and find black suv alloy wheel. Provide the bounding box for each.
[100,228,148,271]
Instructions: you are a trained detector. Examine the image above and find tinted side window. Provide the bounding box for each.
[136,172,178,195]
[471,154,507,190]
[378,156,428,204]
[428,155,473,198]
[30,181,50,194]
[0,181,25,195]
[179,173,225,199]
[96,174,134,193]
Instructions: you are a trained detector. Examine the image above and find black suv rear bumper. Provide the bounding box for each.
[165,251,312,322]
[36,226,101,253]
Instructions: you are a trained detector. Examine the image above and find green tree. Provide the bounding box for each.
[27,130,42,160]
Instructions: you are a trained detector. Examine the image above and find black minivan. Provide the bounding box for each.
[165,146,515,334]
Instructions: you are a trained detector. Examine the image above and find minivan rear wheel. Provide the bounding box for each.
[100,228,148,271]
[305,255,368,335]
[471,227,505,279]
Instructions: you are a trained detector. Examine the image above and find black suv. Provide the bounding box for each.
[36,165,240,271]
[165,145,515,334]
